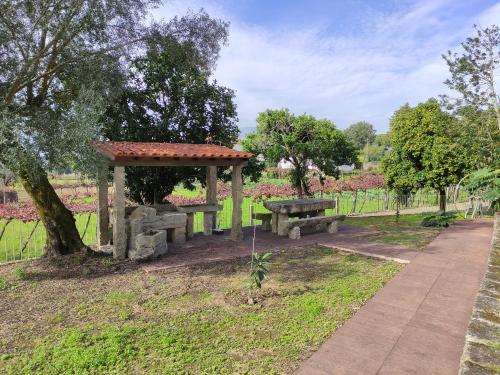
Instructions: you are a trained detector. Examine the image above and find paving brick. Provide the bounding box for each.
[378,325,465,375]
[296,219,494,375]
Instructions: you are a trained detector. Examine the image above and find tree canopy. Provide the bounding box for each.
[0,0,161,255]
[381,99,469,210]
[103,31,239,204]
[443,24,500,131]
[344,121,376,150]
[442,25,500,170]
[243,109,357,197]
[361,133,391,163]
[0,1,232,255]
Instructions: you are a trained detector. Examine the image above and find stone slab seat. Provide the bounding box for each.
[175,204,223,213]
[252,212,273,231]
[285,214,345,239]
[128,206,187,252]
[176,204,223,237]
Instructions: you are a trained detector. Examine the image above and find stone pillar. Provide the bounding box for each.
[277,213,289,236]
[271,212,278,233]
[112,166,127,259]
[203,214,213,236]
[230,164,243,241]
[327,221,339,233]
[172,227,186,243]
[205,166,217,231]
[96,165,109,246]
[186,212,195,239]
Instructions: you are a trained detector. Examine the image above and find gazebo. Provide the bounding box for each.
[94,141,252,259]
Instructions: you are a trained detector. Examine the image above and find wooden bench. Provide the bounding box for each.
[252,212,273,231]
[284,215,345,239]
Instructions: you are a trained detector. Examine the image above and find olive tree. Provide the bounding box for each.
[0,1,226,256]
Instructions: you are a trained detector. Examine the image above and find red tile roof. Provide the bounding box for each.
[95,141,253,160]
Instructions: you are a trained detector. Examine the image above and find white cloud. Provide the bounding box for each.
[153,0,499,133]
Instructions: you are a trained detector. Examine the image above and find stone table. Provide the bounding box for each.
[263,198,336,236]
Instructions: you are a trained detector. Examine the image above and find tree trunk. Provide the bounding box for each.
[295,182,303,198]
[17,165,88,256]
[439,189,446,212]
[351,191,358,214]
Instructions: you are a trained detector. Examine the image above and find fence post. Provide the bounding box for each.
[335,196,340,215]
[250,205,254,226]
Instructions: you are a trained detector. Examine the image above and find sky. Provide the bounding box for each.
[153,0,500,133]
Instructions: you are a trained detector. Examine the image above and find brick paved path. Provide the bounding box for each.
[296,219,493,375]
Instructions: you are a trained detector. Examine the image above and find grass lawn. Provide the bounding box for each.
[344,212,463,249]
[0,214,96,263]
[0,246,401,374]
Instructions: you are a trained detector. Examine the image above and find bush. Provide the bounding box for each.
[421,212,457,227]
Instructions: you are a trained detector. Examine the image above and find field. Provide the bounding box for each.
[0,177,465,263]
[0,212,454,374]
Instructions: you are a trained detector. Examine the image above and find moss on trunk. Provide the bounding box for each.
[17,166,88,256]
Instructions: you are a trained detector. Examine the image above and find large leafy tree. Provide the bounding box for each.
[361,133,391,163]
[243,109,357,197]
[381,99,469,211]
[0,1,229,256]
[455,105,499,168]
[344,121,376,150]
[0,0,157,256]
[103,29,238,204]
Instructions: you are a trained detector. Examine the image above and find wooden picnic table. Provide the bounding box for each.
[263,198,336,236]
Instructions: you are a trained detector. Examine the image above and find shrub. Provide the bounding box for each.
[250,252,272,288]
[421,212,457,227]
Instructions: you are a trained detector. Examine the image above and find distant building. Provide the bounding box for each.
[278,158,354,172]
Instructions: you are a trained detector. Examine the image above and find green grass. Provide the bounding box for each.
[344,212,465,249]
[0,184,468,263]
[0,214,96,263]
[0,247,401,374]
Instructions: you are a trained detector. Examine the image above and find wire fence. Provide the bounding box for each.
[0,189,469,264]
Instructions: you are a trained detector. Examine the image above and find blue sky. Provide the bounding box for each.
[155,0,500,133]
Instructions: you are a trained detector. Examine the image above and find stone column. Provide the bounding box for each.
[112,166,127,259]
[96,165,109,246]
[230,164,243,241]
[186,212,195,239]
[277,213,289,236]
[205,166,217,233]
[271,212,278,233]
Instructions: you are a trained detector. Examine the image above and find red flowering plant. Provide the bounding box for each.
[246,182,296,202]
[0,200,96,222]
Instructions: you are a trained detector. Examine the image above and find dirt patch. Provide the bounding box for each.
[0,246,401,374]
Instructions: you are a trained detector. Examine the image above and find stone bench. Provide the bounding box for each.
[176,204,223,238]
[252,212,273,231]
[128,206,187,253]
[130,229,167,260]
[285,215,345,239]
